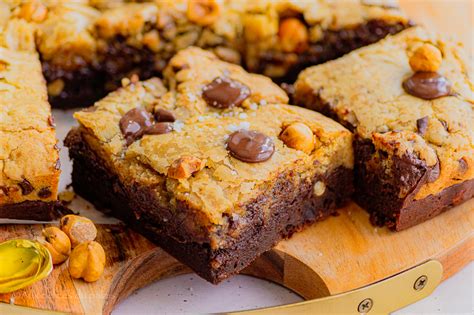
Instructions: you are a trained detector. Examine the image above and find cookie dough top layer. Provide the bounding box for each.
[74,47,353,224]
[295,27,473,199]
[1,0,408,70]
[0,25,59,204]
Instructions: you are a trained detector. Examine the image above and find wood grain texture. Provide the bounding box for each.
[0,200,472,314]
[0,1,472,313]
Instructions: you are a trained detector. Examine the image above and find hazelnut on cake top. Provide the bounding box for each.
[2,0,410,107]
[66,47,353,282]
[294,27,474,230]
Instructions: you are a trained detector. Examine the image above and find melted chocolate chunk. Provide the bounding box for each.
[227,130,275,163]
[203,77,250,109]
[144,122,173,135]
[427,159,440,183]
[403,72,452,100]
[38,187,52,199]
[119,107,154,144]
[416,116,429,136]
[18,179,34,195]
[154,108,176,122]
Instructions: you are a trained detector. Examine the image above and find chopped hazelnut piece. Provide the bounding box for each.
[279,122,315,154]
[187,0,220,26]
[168,156,205,179]
[19,0,47,23]
[409,43,442,72]
[279,18,309,53]
[143,30,161,53]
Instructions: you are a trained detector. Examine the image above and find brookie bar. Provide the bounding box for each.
[65,47,354,283]
[294,27,474,230]
[2,0,410,108]
[0,21,61,220]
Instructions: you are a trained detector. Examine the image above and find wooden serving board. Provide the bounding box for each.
[0,200,472,314]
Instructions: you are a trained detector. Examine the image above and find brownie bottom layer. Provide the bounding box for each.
[0,200,70,221]
[354,140,474,231]
[66,129,352,283]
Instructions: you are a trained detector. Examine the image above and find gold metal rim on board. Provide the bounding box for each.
[0,260,443,315]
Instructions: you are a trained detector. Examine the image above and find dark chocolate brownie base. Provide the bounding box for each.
[45,20,410,109]
[354,140,474,231]
[0,200,71,221]
[42,40,160,109]
[254,19,410,83]
[65,129,353,283]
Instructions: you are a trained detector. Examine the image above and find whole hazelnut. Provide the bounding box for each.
[186,0,220,26]
[69,241,106,282]
[60,215,97,248]
[279,122,315,154]
[41,227,71,264]
[279,18,309,53]
[409,43,443,72]
[168,156,205,179]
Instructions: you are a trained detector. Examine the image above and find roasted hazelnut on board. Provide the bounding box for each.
[279,18,309,53]
[168,156,205,179]
[69,241,106,283]
[187,0,220,26]
[41,227,71,264]
[409,43,442,72]
[279,122,315,154]
[60,215,97,248]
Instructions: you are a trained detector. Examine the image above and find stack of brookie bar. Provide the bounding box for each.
[1,0,472,283]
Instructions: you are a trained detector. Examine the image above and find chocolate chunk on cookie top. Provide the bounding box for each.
[403,72,451,100]
[203,77,251,109]
[119,107,154,144]
[227,130,275,163]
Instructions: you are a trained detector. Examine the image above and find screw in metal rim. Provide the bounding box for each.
[358,298,373,313]
[414,275,428,291]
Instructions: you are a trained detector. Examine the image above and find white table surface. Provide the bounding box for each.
[51,110,473,314]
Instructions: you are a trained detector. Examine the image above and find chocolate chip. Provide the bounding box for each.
[227,130,275,163]
[144,122,173,135]
[18,179,34,195]
[154,108,176,122]
[203,77,250,109]
[439,119,449,132]
[416,116,429,136]
[403,72,452,100]
[459,157,468,173]
[38,187,52,198]
[119,107,154,145]
[427,159,440,183]
[0,186,8,196]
